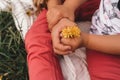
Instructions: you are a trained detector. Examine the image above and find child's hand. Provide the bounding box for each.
[61,37,82,52]
[61,26,82,51]
[51,18,76,55]
[47,5,75,31]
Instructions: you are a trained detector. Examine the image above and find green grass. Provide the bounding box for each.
[0,12,28,80]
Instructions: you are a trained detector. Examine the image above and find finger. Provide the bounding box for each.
[61,38,72,45]
[60,33,62,37]
[48,24,52,32]
[47,13,53,31]
[48,17,61,31]
[53,48,72,55]
[48,12,63,29]
[68,16,75,21]
[52,29,71,51]
[53,33,71,51]
[54,42,71,51]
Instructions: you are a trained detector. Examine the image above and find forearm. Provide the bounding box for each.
[63,0,87,11]
[82,33,120,54]
[47,0,61,9]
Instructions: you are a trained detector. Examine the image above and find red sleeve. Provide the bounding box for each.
[25,9,63,80]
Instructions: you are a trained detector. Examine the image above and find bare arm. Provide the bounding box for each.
[47,0,61,9]
[48,0,87,11]
[82,33,120,54]
[47,0,87,30]
[63,0,87,12]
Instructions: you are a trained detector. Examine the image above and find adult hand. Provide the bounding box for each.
[47,5,75,31]
[61,37,82,52]
[51,18,76,55]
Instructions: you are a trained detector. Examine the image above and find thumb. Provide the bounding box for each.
[69,15,75,21]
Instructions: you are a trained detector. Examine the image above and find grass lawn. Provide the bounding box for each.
[0,12,28,80]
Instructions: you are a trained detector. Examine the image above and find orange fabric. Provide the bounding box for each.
[25,10,63,80]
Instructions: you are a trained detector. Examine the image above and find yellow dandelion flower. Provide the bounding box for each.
[61,25,81,38]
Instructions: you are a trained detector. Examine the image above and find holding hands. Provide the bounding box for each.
[47,0,87,55]
[51,18,83,55]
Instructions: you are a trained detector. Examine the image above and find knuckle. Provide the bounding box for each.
[54,48,60,54]
[49,22,54,26]
[58,45,62,50]
[56,11,61,16]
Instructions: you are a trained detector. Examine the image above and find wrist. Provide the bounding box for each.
[47,0,61,9]
[63,1,77,12]
[81,32,89,47]
[62,3,76,21]
[63,0,87,12]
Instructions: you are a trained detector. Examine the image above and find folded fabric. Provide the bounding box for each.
[91,0,120,35]
[60,48,90,80]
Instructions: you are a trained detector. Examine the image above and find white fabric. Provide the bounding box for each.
[0,0,36,39]
[91,0,120,35]
[60,48,90,80]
